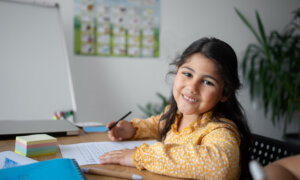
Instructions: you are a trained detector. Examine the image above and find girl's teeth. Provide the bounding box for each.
[183,95,197,102]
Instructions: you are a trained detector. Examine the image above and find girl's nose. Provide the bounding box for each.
[187,80,199,94]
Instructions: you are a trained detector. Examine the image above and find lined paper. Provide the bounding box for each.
[59,140,157,165]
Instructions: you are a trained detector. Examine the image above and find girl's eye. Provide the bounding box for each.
[183,72,192,78]
[203,80,214,86]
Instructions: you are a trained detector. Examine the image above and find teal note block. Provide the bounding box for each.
[83,126,107,132]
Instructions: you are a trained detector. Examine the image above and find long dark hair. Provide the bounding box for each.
[159,37,251,179]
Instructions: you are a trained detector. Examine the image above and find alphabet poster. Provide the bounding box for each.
[74,0,160,58]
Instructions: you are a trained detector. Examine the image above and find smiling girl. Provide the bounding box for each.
[99,37,251,179]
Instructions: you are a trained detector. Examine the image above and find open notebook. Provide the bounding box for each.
[0,120,79,139]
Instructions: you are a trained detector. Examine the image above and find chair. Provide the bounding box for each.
[244,133,300,180]
[249,133,300,166]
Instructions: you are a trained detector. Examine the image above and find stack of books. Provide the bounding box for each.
[15,134,57,157]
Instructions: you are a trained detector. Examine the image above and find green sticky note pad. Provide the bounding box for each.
[83,126,107,132]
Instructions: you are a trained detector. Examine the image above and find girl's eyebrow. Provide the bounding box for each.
[182,66,195,72]
[181,66,219,83]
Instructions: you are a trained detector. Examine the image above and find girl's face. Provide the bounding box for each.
[173,53,227,117]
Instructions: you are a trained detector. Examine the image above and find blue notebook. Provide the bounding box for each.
[83,126,107,132]
[0,158,85,180]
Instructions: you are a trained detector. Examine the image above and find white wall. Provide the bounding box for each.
[45,0,300,139]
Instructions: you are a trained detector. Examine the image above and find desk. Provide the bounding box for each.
[0,131,177,180]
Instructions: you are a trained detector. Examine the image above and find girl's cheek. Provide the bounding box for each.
[173,83,180,97]
[173,76,182,90]
[202,89,216,100]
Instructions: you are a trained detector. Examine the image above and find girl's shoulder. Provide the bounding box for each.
[199,112,237,128]
[201,117,236,129]
[202,116,240,138]
[217,117,238,130]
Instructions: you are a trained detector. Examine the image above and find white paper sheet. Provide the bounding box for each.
[0,151,37,169]
[59,140,157,166]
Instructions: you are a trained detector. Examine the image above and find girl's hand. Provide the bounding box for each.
[106,120,136,141]
[99,148,137,167]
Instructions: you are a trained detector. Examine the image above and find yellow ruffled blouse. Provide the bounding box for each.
[131,111,241,179]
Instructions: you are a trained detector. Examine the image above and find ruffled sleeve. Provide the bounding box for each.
[130,114,162,140]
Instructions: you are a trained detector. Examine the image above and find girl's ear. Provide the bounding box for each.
[220,96,228,103]
[221,87,230,102]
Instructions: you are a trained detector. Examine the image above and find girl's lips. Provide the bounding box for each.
[182,94,198,103]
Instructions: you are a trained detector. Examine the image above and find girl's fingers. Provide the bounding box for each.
[107,126,121,141]
[99,156,119,164]
[100,149,127,158]
[108,134,114,140]
[106,121,116,130]
[99,149,136,166]
[109,131,122,141]
[116,120,125,127]
[107,131,115,140]
[108,133,122,141]
[99,150,123,164]
[106,120,133,141]
[108,133,118,141]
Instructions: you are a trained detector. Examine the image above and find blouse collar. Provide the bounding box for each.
[171,111,214,133]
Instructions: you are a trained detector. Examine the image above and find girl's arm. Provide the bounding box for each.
[264,155,300,180]
[133,128,240,179]
[130,105,170,140]
[99,113,162,166]
[130,114,162,140]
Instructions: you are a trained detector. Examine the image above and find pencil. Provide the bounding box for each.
[81,167,143,179]
[108,111,132,130]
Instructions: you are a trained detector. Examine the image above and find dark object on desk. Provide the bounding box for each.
[244,133,300,180]
[0,158,86,180]
[0,120,80,139]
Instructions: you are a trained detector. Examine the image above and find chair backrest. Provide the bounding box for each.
[249,133,300,166]
[242,134,300,180]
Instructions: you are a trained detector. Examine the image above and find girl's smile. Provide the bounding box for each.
[182,94,198,103]
[173,53,227,118]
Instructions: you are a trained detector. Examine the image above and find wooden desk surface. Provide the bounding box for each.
[0,131,178,180]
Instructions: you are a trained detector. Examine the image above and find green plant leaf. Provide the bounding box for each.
[255,10,271,60]
[242,47,251,76]
[236,7,300,136]
[287,98,293,123]
[235,8,263,46]
[138,93,168,118]
[156,92,168,107]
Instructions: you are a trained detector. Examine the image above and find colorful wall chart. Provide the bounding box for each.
[74,0,160,58]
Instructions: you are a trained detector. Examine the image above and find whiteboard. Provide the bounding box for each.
[0,0,76,120]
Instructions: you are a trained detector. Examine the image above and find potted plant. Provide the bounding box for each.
[138,92,168,118]
[235,8,300,139]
